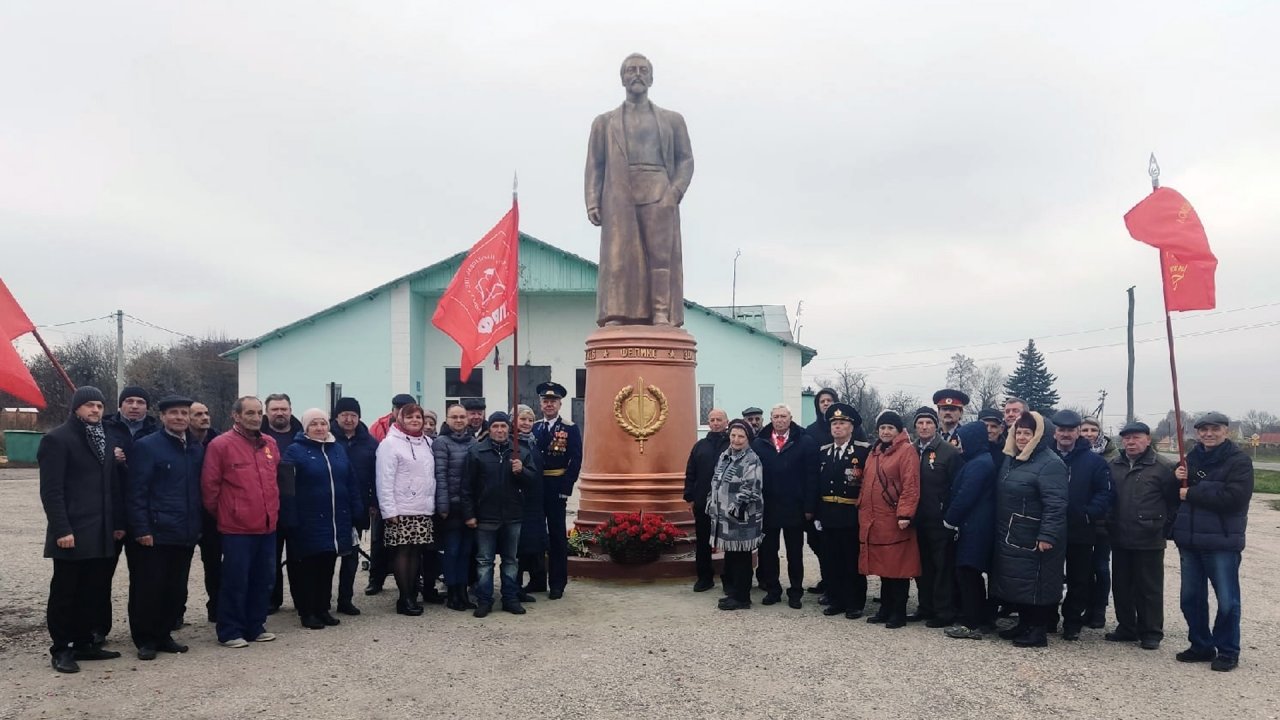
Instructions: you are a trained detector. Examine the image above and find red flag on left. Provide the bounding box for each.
[1124,187,1218,312]
[431,201,520,383]
[0,278,46,408]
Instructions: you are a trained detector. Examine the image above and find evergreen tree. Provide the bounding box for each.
[1004,339,1060,412]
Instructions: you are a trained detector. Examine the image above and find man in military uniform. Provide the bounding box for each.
[933,389,969,450]
[808,403,870,619]
[530,382,582,600]
[742,407,764,435]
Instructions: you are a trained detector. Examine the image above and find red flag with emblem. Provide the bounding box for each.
[0,278,46,408]
[1124,187,1217,311]
[431,200,519,382]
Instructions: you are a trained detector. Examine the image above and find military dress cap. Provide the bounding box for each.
[391,393,416,408]
[1193,411,1230,429]
[1118,420,1151,436]
[825,402,862,426]
[932,389,970,408]
[742,406,764,417]
[461,397,487,411]
[977,408,1003,424]
[536,381,568,400]
[1050,409,1083,428]
[157,395,194,412]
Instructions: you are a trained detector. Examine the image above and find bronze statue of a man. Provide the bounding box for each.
[585,53,694,327]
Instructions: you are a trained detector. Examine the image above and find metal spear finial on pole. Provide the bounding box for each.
[1149,153,1160,190]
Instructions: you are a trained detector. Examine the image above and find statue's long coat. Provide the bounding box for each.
[585,102,694,326]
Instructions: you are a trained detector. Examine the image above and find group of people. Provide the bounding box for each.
[684,390,1253,672]
[36,381,581,673]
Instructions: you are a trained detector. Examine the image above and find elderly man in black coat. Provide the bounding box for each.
[38,386,127,673]
[683,408,730,592]
[752,404,820,609]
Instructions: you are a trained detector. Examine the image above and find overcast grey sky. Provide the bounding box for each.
[3,2,1277,430]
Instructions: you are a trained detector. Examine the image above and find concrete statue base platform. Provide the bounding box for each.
[571,324,699,579]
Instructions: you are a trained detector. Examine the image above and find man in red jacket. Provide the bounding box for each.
[201,396,281,648]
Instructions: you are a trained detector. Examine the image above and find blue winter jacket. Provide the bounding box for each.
[1172,440,1253,553]
[944,422,997,572]
[331,420,377,531]
[282,433,363,558]
[127,430,204,547]
[1055,436,1114,545]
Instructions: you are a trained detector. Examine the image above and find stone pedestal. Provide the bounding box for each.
[570,325,701,578]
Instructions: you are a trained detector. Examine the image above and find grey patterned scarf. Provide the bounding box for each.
[84,421,106,463]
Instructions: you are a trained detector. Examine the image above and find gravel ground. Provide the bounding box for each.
[1,467,1278,720]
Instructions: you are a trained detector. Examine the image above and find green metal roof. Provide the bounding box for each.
[222,232,816,365]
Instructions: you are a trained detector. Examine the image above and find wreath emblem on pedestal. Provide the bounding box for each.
[613,377,669,454]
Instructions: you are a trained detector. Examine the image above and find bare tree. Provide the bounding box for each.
[1240,410,1280,436]
[813,362,883,426]
[882,390,921,417]
[975,363,1006,410]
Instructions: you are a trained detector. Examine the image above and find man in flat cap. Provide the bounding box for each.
[530,382,581,599]
[809,403,870,619]
[1172,412,1253,672]
[1049,410,1114,641]
[742,407,764,435]
[462,397,488,440]
[933,389,970,450]
[1106,420,1177,650]
[126,396,204,660]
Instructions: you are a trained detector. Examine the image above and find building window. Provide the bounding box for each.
[575,368,587,398]
[698,384,715,426]
[445,368,483,400]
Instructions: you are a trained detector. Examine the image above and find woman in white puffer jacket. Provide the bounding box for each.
[375,403,443,616]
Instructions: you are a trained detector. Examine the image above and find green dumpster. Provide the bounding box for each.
[3,430,44,464]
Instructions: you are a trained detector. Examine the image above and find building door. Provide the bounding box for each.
[508,365,551,410]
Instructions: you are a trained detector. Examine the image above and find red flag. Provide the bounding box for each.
[0,278,46,408]
[431,201,519,382]
[1124,187,1217,311]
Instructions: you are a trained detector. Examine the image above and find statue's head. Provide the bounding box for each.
[619,53,653,93]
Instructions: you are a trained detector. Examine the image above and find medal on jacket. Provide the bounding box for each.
[847,457,862,484]
[551,428,568,455]
[928,451,936,470]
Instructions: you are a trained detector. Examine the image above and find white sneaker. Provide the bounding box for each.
[219,637,249,648]
[251,632,276,642]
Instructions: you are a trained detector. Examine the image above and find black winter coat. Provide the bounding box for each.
[126,430,204,547]
[1056,437,1114,545]
[683,431,729,504]
[914,436,963,527]
[434,428,476,530]
[1107,447,1178,551]
[38,417,124,560]
[1172,440,1253,553]
[331,420,377,530]
[517,435,548,555]
[752,422,820,531]
[103,411,158,463]
[992,421,1068,606]
[462,438,535,528]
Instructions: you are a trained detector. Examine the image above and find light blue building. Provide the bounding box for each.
[224,234,816,428]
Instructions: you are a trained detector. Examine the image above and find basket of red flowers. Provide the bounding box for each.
[594,511,685,564]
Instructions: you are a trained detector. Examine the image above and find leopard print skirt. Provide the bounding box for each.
[383,514,434,547]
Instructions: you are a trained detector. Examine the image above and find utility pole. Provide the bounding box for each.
[115,309,125,397]
[1126,287,1136,423]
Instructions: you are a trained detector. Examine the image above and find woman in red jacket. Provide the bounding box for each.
[859,410,921,629]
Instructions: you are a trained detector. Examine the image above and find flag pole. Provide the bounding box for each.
[30,328,76,392]
[1150,154,1189,478]
[510,171,520,412]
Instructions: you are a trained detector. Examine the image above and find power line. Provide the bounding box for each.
[36,314,114,329]
[825,318,1280,375]
[817,299,1280,362]
[123,313,199,340]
